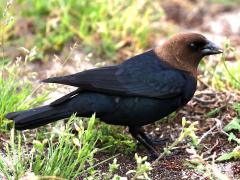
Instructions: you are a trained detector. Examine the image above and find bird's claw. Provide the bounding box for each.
[150,138,168,146]
[149,151,159,160]
[143,134,168,146]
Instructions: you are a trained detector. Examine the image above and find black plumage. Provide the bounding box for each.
[6,33,222,158]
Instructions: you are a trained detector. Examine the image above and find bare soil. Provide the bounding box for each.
[1,1,240,179]
[87,87,240,179]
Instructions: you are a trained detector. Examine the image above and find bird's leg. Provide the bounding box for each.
[138,129,168,146]
[129,126,159,159]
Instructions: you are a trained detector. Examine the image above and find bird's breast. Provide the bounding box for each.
[181,74,197,105]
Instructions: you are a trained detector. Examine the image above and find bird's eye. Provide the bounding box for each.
[188,41,205,51]
[189,43,197,50]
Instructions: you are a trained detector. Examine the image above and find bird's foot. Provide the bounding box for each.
[149,151,159,160]
[142,134,168,146]
[150,137,168,146]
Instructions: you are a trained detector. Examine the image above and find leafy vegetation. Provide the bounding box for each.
[153,118,199,165]
[4,0,164,59]
[217,146,240,161]
[0,114,153,179]
[1,0,240,179]
[200,40,240,90]
[217,111,240,162]
[209,0,240,5]
[98,123,136,154]
[0,115,105,179]
[0,61,48,132]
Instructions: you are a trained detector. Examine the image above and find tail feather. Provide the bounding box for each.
[5,111,22,120]
[6,105,72,130]
[42,76,72,85]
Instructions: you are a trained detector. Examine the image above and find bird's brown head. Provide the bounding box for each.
[154,33,223,76]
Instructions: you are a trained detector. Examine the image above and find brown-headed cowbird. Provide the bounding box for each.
[6,33,222,158]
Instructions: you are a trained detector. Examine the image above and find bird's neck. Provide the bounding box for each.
[154,46,199,77]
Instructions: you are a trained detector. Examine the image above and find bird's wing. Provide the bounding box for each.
[50,88,82,106]
[43,51,186,99]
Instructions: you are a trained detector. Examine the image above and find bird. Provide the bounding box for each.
[6,33,223,158]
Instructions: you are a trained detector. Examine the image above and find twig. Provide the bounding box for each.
[194,97,217,104]
[199,118,223,145]
[203,139,219,156]
[152,136,181,166]
[78,153,120,176]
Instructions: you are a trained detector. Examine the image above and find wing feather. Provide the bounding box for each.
[43,50,186,99]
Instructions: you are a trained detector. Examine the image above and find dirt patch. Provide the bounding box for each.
[1,1,240,179]
[86,88,240,179]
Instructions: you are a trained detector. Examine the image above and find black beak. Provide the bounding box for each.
[201,41,223,56]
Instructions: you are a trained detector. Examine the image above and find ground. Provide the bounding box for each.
[1,0,240,179]
[90,88,240,179]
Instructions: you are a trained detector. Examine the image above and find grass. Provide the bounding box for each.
[213,41,240,90]
[200,40,240,90]
[0,55,137,179]
[1,0,240,179]
[210,60,240,90]
[98,123,136,154]
[209,0,240,5]
[0,115,100,179]
[0,61,48,132]
[1,0,48,131]
[0,114,152,179]
[4,0,164,59]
